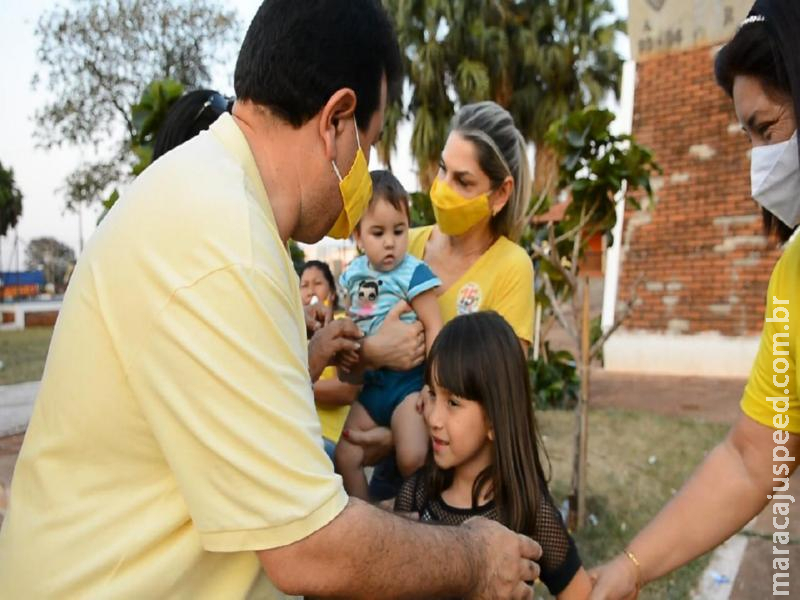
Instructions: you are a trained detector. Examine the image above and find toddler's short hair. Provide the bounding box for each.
[368,170,410,222]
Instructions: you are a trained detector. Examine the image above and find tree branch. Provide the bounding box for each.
[553,200,600,245]
[589,273,645,359]
[545,223,578,289]
[542,272,578,342]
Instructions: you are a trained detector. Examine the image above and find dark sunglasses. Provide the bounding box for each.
[192,92,234,123]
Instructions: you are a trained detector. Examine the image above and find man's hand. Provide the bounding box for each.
[588,555,640,600]
[308,319,362,382]
[303,303,331,338]
[362,301,425,371]
[463,518,542,600]
[341,426,393,466]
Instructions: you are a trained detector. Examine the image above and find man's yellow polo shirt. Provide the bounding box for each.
[741,234,800,434]
[0,114,347,598]
[408,226,535,342]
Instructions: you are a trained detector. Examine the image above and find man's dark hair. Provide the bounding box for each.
[715,0,800,243]
[234,0,402,128]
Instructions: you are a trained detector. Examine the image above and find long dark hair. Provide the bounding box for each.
[152,89,232,161]
[424,311,549,536]
[715,0,800,243]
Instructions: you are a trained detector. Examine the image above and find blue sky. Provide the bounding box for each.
[0,0,630,263]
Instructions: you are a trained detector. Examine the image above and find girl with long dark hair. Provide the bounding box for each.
[395,311,592,599]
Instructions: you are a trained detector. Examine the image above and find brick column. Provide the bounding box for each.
[605,43,782,376]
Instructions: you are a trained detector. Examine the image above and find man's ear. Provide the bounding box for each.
[319,88,358,162]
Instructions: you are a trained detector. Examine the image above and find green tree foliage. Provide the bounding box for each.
[0,161,23,238]
[409,191,436,227]
[101,79,186,214]
[522,108,659,528]
[518,0,625,196]
[381,0,624,194]
[25,237,76,289]
[33,0,238,210]
[526,107,659,325]
[289,241,306,276]
[130,80,187,176]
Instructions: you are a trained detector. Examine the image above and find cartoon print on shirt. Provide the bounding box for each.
[456,282,482,315]
[353,278,382,316]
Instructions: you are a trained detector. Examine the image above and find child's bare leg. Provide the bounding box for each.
[392,392,429,477]
[334,401,377,500]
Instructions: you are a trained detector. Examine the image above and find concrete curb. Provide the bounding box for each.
[0,381,39,437]
[690,525,753,600]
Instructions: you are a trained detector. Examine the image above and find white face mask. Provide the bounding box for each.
[750,131,800,227]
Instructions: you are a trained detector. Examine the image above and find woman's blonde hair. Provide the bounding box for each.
[450,101,532,242]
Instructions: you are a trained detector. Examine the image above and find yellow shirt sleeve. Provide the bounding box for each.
[488,242,536,344]
[129,263,348,552]
[408,226,433,260]
[741,241,800,434]
[316,367,351,442]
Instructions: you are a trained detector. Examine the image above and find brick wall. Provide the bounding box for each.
[617,43,782,337]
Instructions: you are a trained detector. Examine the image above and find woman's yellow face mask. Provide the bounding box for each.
[429,177,492,236]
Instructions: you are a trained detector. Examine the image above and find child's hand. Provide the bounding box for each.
[335,348,361,373]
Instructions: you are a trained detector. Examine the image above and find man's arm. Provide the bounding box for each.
[258,497,542,599]
[590,413,800,599]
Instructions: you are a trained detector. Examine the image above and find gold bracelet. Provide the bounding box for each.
[623,549,643,590]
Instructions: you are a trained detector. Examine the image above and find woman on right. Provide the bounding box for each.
[590,1,800,598]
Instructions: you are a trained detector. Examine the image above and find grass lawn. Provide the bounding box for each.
[0,327,53,385]
[535,408,728,599]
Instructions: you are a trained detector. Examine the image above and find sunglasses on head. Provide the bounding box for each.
[192,92,234,123]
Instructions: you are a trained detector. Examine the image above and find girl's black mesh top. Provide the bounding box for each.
[394,471,582,596]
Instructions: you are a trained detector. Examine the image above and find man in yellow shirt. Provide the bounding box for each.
[0,1,541,598]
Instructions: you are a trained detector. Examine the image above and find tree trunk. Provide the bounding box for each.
[568,276,591,530]
[533,142,559,200]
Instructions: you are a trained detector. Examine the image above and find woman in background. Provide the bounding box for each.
[299,260,360,461]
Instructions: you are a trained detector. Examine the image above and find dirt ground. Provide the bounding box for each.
[590,367,746,424]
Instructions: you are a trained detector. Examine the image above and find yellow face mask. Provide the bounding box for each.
[429,177,492,236]
[328,119,373,239]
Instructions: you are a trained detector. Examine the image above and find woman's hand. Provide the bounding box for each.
[588,555,640,600]
[304,303,332,338]
[308,319,362,382]
[361,301,425,371]
[342,425,394,466]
